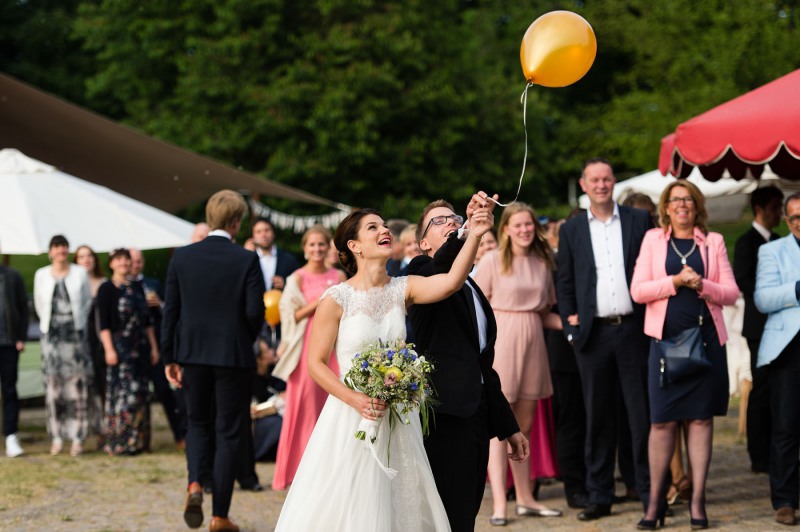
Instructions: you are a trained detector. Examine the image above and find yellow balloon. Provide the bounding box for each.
[264,289,282,327]
[520,10,597,88]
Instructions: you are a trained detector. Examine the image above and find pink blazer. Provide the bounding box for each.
[630,227,739,344]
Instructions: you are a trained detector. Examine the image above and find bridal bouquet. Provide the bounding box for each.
[344,339,435,445]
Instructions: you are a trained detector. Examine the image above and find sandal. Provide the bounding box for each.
[667,477,692,505]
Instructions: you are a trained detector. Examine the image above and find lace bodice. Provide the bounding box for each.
[321,276,408,377]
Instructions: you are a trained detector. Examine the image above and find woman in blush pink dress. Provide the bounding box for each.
[474,203,564,523]
[271,225,346,490]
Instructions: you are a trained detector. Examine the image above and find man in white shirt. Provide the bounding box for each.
[251,218,299,292]
[556,158,654,520]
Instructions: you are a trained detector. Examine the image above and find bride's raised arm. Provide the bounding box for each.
[406,205,495,305]
[307,295,387,419]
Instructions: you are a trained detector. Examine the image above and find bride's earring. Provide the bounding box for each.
[356,250,362,256]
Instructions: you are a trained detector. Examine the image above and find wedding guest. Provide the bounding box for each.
[622,192,659,226]
[754,192,800,526]
[735,186,784,474]
[251,218,299,292]
[620,192,662,502]
[73,244,108,438]
[34,235,94,457]
[129,248,187,449]
[556,158,653,521]
[251,339,284,462]
[471,227,498,273]
[162,190,265,531]
[385,218,410,276]
[1,240,28,458]
[97,248,159,455]
[271,225,346,490]
[74,245,107,297]
[396,224,422,275]
[324,237,340,272]
[474,202,563,523]
[546,212,589,509]
[631,180,738,529]
[252,218,299,348]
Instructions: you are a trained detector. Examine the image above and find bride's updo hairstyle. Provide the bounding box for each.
[334,208,380,275]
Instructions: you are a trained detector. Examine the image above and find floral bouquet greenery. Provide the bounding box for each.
[344,339,436,446]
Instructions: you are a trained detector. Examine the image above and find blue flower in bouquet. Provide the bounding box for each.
[387,349,395,361]
[411,382,419,391]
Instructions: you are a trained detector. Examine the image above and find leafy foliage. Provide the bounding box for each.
[1,0,799,219]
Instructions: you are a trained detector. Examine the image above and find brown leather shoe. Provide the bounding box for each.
[776,506,797,526]
[184,482,204,529]
[209,516,240,532]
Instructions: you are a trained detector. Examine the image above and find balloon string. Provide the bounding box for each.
[489,82,533,208]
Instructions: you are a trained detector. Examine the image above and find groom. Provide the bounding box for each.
[408,193,529,531]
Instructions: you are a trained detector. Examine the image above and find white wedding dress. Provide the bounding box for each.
[274,276,451,532]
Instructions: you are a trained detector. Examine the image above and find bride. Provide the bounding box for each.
[274,197,495,532]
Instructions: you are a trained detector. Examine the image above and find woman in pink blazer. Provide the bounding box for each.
[630,180,738,530]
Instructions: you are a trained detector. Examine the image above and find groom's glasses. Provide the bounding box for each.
[421,214,465,239]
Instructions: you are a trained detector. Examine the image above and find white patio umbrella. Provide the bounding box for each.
[0,148,195,254]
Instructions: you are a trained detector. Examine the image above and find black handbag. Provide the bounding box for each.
[657,271,711,388]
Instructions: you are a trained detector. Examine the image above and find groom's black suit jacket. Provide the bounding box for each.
[408,233,518,440]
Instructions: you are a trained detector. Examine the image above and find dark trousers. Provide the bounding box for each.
[617,393,637,493]
[768,331,800,510]
[253,415,282,461]
[574,318,651,506]
[0,345,21,436]
[182,364,251,518]
[424,392,489,532]
[552,369,587,498]
[150,359,187,442]
[747,337,771,473]
[197,396,261,489]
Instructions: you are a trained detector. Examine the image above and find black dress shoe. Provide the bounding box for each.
[203,485,213,494]
[240,482,264,492]
[577,504,612,521]
[567,492,590,509]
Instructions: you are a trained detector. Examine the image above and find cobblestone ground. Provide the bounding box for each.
[0,402,781,531]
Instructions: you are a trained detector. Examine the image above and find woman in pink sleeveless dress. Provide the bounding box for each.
[474,203,563,523]
[271,225,346,490]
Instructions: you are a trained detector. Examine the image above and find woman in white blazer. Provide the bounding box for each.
[33,235,93,457]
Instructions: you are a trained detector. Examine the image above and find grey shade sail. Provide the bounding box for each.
[0,72,347,213]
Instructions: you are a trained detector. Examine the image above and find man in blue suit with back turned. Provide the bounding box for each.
[162,190,265,532]
[754,191,800,527]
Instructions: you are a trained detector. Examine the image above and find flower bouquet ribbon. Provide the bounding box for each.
[344,339,436,479]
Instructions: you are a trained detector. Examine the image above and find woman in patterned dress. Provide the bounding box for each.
[73,244,107,443]
[33,235,94,457]
[96,248,159,455]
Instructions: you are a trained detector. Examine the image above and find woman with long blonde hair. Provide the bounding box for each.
[474,202,563,524]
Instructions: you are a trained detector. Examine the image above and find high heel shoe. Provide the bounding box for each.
[636,515,665,530]
[637,500,667,530]
[690,499,708,530]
